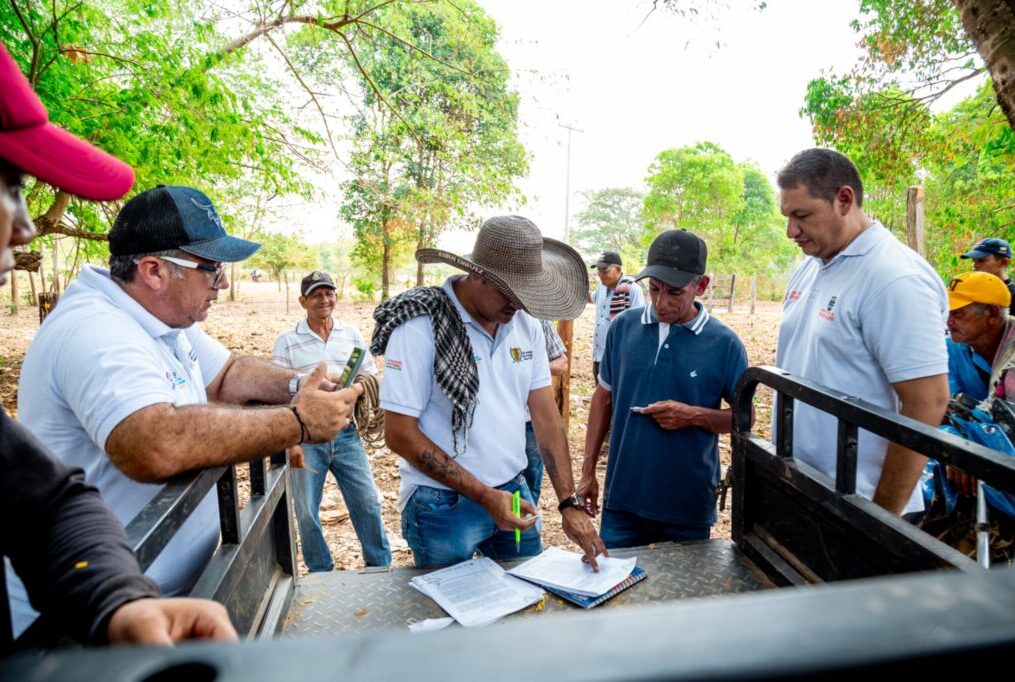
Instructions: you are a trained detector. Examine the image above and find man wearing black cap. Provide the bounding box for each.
[273,271,391,571]
[962,238,1015,315]
[578,231,748,548]
[11,185,361,634]
[591,251,643,383]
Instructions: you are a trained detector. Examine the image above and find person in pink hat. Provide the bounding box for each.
[0,42,238,650]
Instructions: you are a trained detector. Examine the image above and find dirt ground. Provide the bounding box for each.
[0,280,779,572]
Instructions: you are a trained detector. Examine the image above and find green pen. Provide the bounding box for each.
[512,490,521,552]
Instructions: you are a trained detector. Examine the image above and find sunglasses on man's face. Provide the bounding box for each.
[160,256,226,288]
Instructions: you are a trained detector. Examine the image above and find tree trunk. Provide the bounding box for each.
[9,272,18,315]
[416,222,426,287]
[284,271,290,314]
[51,238,60,295]
[382,235,391,301]
[229,262,236,302]
[28,270,37,307]
[954,0,1015,130]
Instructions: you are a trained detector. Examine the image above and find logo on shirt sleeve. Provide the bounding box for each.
[385,359,403,371]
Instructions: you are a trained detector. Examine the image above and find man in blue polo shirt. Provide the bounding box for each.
[578,230,748,547]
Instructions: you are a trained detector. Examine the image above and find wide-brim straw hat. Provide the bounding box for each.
[416,215,588,320]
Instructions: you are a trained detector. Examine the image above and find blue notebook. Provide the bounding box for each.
[544,566,647,608]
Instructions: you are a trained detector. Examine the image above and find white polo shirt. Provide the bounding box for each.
[775,222,948,513]
[380,277,551,510]
[9,265,230,634]
[272,317,379,376]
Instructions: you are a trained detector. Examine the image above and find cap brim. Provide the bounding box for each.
[303,282,336,296]
[417,238,589,320]
[635,265,697,289]
[180,236,261,263]
[0,123,134,201]
[948,294,973,311]
[961,249,990,259]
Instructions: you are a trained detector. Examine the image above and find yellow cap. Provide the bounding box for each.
[946,271,1012,311]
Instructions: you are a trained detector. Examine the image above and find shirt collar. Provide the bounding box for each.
[442,275,514,341]
[77,265,177,341]
[640,300,710,336]
[822,220,885,267]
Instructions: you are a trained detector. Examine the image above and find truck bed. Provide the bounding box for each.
[281,539,773,636]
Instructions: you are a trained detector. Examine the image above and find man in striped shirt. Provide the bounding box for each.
[591,251,644,383]
[273,271,391,570]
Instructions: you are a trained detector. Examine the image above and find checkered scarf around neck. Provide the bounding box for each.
[371,286,478,457]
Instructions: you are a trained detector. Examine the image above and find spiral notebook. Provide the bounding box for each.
[544,566,647,608]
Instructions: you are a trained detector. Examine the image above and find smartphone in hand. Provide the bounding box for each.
[630,406,646,413]
[339,347,366,387]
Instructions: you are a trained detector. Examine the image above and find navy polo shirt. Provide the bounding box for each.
[599,302,748,526]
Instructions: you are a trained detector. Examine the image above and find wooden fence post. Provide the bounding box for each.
[750,275,757,315]
[553,319,574,431]
[907,186,925,256]
[706,272,715,312]
[727,273,737,314]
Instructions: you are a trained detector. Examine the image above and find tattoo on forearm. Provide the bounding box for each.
[542,446,560,479]
[418,449,463,486]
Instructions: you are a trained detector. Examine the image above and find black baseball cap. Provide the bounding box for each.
[109,185,261,262]
[635,230,707,288]
[301,271,336,296]
[962,238,1012,260]
[591,251,622,269]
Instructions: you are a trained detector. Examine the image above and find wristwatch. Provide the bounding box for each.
[288,373,305,399]
[558,492,583,513]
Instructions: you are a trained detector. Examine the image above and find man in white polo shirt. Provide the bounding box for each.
[775,148,950,515]
[373,215,606,568]
[273,271,391,570]
[11,185,361,635]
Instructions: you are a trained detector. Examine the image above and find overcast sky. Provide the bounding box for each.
[286,0,869,247]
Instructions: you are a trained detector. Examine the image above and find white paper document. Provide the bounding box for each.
[507,546,637,597]
[409,557,544,627]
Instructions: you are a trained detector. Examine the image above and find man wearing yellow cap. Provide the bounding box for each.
[946,271,1015,406]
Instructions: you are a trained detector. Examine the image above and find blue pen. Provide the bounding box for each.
[512,490,521,552]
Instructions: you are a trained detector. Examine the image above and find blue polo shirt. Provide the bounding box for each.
[947,337,991,402]
[599,302,748,526]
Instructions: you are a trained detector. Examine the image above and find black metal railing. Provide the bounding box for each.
[731,365,1015,585]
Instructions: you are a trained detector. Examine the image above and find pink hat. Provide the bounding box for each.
[0,42,134,201]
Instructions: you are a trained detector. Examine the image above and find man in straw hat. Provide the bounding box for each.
[373,215,606,568]
[0,40,236,646]
[579,230,749,548]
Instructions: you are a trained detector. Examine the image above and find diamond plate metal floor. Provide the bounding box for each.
[281,540,772,637]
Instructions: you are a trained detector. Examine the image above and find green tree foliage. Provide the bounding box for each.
[642,143,793,274]
[572,188,646,270]
[800,1,1015,277]
[338,1,527,298]
[250,232,318,288]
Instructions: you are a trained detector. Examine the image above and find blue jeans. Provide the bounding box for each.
[522,421,543,506]
[292,425,391,570]
[401,474,542,567]
[600,508,710,549]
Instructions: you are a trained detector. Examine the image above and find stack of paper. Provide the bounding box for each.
[409,557,544,627]
[507,546,637,597]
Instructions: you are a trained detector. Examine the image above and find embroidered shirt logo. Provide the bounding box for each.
[818,295,837,321]
[385,359,402,371]
[689,370,698,378]
[165,370,187,388]
[509,347,533,363]
[788,290,802,301]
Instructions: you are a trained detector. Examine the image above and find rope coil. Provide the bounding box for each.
[352,373,385,447]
